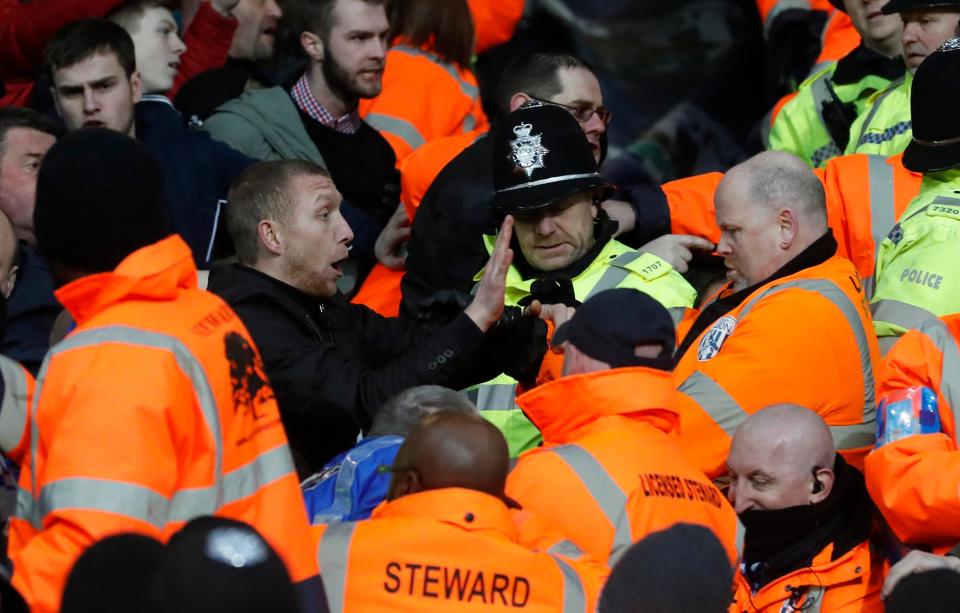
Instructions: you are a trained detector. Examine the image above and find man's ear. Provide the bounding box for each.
[258,219,283,256]
[127,70,143,105]
[509,92,532,112]
[810,466,835,505]
[2,265,17,299]
[777,208,799,250]
[386,469,421,501]
[300,31,324,62]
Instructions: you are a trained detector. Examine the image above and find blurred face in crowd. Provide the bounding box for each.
[0,128,55,246]
[0,213,18,299]
[51,52,142,137]
[127,6,185,93]
[319,0,390,101]
[714,175,785,292]
[273,173,353,297]
[901,9,960,72]
[549,67,607,164]
[844,0,903,57]
[230,0,283,61]
[513,190,597,272]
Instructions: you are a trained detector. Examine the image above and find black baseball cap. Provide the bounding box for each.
[902,39,960,172]
[552,288,676,370]
[492,103,612,213]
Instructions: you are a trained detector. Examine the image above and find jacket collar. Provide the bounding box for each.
[516,367,678,445]
[372,488,519,542]
[55,235,197,325]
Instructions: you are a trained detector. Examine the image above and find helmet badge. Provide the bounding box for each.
[509,122,549,178]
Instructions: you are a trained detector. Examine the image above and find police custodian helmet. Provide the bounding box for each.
[492,102,612,213]
[903,38,960,173]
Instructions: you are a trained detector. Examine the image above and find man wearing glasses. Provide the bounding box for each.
[401,51,709,321]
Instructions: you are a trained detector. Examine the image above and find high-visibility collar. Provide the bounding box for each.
[917,166,960,194]
[371,487,519,542]
[746,540,872,592]
[516,367,678,445]
[55,235,198,326]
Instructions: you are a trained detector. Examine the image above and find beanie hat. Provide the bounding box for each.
[599,524,733,613]
[34,128,171,273]
[886,567,960,612]
[152,516,298,613]
[61,533,165,613]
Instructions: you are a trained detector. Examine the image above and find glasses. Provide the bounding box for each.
[529,96,612,126]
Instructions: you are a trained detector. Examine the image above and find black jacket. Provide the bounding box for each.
[208,264,499,474]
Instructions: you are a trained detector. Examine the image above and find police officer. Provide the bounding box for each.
[872,39,960,349]
[845,0,960,156]
[767,0,903,167]
[471,103,697,456]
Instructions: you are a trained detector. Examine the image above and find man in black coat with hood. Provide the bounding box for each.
[208,159,543,476]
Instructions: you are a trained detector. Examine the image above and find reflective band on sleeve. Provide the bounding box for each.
[550,555,587,613]
[38,478,168,530]
[310,435,403,524]
[365,113,426,151]
[463,114,476,133]
[866,155,897,259]
[871,299,938,332]
[0,355,28,454]
[583,251,644,301]
[317,521,357,613]
[853,78,904,149]
[392,45,480,99]
[548,539,586,559]
[677,371,745,437]
[469,383,519,412]
[551,444,632,565]
[739,279,876,422]
[669,307,686,329]
[914,318,960,441]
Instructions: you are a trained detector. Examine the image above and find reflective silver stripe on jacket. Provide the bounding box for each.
[467,383,520,412]
[912,318,960,442]
[365,113,426,151]
[317,521,356,613]
[551,555,587,613]
[548,539,586,559]
[551,444,632,565]
[583,251,644,301]
[871,299,938,333]
[308,435,404,523]
[16,325,296,529]
[679,278,877,449]
[853,77,905,148]
[863,155,897,299]
[392,45,480,99]
[0,355,28,455]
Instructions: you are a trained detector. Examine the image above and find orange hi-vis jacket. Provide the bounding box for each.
[314,487,609,612]
[7,236,318,613]
[359,40,489,164]
[730,540,882,613]
[865,313,960,550]
[663,153,921,290]
[815,10,859,70]
[505,367,744,567]
[674,254,880,479]
[467,0,525,54]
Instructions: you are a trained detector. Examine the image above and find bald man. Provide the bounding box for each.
[672,151,881,478]
[313,411,608,612]
[726,405,882,612]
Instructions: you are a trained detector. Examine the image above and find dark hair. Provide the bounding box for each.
[293,0,388,42]
[496,52,587,115]
[0,107,59,158]
[43,19,137,82]
[226,160,332,265]
[107,0,181,34]
[389,0,474,69]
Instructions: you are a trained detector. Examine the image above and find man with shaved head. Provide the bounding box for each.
[673,151,881,478]
[313,410,608,612]
[726,405,882,612]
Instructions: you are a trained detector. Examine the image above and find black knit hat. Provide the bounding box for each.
[886,568,960,612]
[34,128,171,273]
[61,533,165,613]
[492,103,611,213]
[152,516,298,613]
[599,524,733,613]
[882,0,960,13]
[902,39,960,172]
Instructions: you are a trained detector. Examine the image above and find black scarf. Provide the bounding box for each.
[740,455,874,589]
[832,43,904,86]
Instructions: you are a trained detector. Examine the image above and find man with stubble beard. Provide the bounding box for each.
[205,0,399,295]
